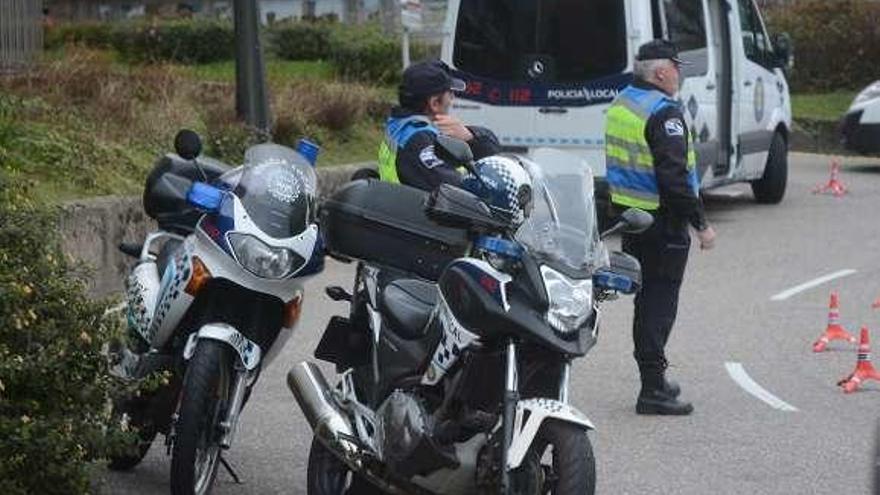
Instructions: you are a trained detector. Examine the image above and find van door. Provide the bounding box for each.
[732,0,778,179]
[653,0,731,184]
[444,0,630,175]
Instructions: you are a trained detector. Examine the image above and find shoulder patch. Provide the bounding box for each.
[419,145,445,169]
[664,118,685,137]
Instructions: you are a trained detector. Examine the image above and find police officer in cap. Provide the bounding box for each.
[605,40,717,415]
[378,60,500,190]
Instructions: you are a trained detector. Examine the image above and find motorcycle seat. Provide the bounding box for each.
[380,278,438,340]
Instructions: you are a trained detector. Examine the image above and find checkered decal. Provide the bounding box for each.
[125,270,153,341]
[421,298,480,385]
[148,246,193,345]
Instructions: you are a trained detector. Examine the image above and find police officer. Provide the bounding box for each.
[378,60,500,190]
[605,40,717,416]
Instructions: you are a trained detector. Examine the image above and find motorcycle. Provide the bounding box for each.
[108,130,324,495]
[289,137,652,494]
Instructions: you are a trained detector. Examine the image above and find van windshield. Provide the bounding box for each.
[453,0,627,84]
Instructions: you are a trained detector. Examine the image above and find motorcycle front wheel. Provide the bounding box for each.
[509,419,596,495]
[307,437,384,495]
[170,340,231,495]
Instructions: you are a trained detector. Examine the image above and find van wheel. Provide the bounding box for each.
[751,132,787,204]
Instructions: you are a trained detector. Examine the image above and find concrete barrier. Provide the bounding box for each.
[60,163,374,298]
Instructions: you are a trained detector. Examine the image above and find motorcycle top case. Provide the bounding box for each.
[143,154,231,235]
[320,179,470,280]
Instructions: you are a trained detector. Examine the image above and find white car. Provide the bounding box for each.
[442,0,793,205]
[841,81,880,155]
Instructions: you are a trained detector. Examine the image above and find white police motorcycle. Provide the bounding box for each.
[108,130,323,495]
[290,137,651,494]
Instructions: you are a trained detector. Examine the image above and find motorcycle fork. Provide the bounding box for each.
[219,363,253,449]
[500,339,519,494]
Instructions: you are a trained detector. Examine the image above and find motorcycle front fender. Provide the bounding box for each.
[506,398,595,470]
[182,323,262,371]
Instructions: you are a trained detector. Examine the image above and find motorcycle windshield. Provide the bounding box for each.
[515,148,605,276]
[219,143,318,239]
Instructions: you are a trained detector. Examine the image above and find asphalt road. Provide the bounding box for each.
[100,152,880,495]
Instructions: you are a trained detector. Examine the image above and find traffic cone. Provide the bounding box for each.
[813,291,857,352]
[872,296,880,309]
[812,157,848,197]
[837,326,880,393]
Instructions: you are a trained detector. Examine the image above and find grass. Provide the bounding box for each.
[791,91,858,122]
[1,47,390,204]
[185,59,336,84]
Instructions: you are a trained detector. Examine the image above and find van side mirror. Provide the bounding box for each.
[772,33,793,71]
[174,129,202,160]
[435,134,474,167]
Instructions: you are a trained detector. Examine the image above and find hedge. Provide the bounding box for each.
[270,20,335,61]
[113,20,235,65]
[46,20,441,84]
[764,0,880,92]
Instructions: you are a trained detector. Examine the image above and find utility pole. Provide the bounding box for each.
[233,0,270,138]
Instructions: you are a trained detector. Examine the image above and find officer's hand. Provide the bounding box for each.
[434,114,474,142]
[697,225,716,250]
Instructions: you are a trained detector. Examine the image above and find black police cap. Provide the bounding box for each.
[636,39,690,65]
[400,60,467,99]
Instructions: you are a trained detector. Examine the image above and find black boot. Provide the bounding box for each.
[636,364,692,416]
[664,378,681,398]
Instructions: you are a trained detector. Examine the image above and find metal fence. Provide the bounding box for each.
[1,0,43,73]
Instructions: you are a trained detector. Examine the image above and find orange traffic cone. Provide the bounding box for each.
[838,327,880,393]
[813,291,857,352]
[812,158,848,197]
[872,297,880,310]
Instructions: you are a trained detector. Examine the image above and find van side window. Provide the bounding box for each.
[737,0,774,69]
[655,0,709,77]
[452,0,627,83]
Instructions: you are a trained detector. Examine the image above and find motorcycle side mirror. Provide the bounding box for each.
[174,129,203,160]
[594,251,642,295]
[186,181,224,213]
[435,134,474,166]
[600,208,654,239]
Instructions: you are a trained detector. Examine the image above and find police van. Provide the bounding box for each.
[441,0,793,206]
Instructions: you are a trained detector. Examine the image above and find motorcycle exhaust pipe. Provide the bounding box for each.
[287,361,357,455]
[288,362,430,495]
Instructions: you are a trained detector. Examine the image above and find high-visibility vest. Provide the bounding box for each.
[605,85,699,211]
[377,115,438,183]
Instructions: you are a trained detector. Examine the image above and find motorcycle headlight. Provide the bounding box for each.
[854,81,880,106]
[228,233,304,279]
[541,265,593,334]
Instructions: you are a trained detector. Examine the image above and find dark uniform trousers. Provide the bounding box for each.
[621,213,690,375]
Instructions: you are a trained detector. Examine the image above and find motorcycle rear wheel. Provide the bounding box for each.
[170,340,230,495]
[306,437,384,495]
[107,398,157,471]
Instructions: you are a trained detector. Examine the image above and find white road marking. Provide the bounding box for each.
[104,302,127,316]
[725,362,799,412]
[770,269,857,301]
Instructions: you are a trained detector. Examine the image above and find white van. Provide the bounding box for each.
[441,0,793,206]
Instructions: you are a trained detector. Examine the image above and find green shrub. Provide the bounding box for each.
[765,0,880,92]
[328,24,401,84]
[0,174,129,494]
[270,20,335,61]
[44,22,115,50]
[114,20,235,65]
